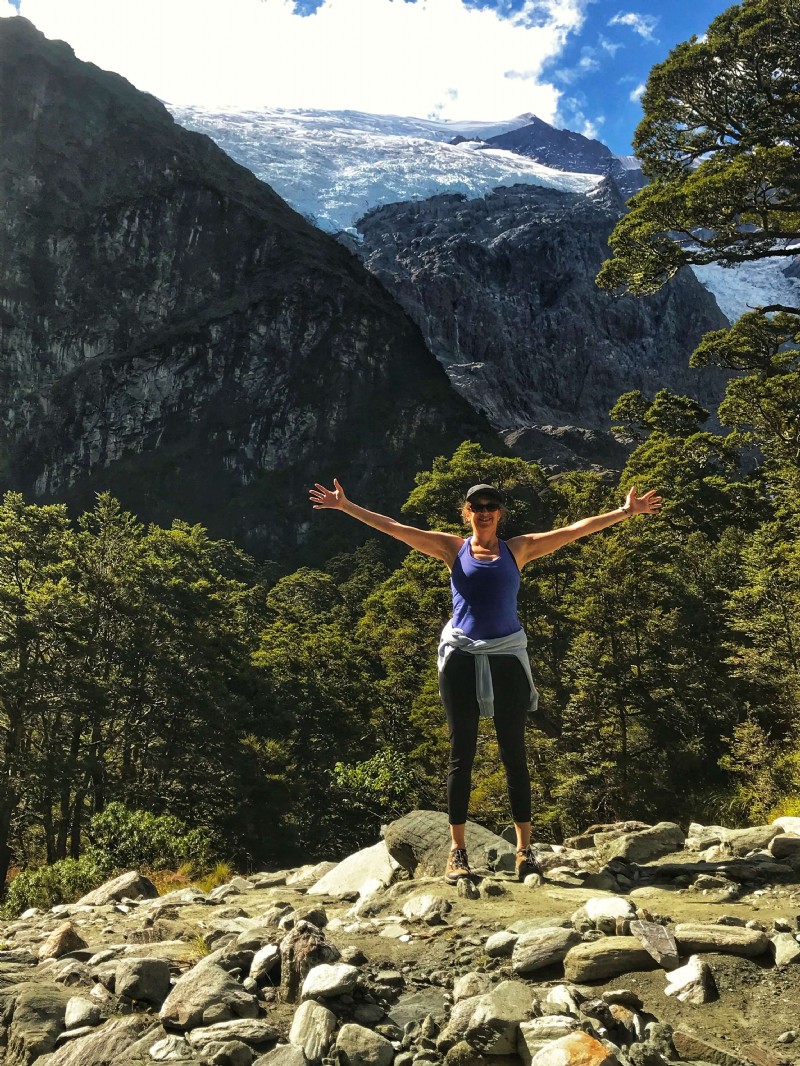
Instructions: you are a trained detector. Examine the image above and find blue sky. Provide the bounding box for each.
[3,0,736,154]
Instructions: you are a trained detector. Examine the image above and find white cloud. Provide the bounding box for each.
[0,2,18,17]
[13,0,591,122]
[629,82,646,102]
[598,35,622,55]
[608,11,659,42]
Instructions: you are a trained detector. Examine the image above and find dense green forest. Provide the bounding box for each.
[1,0,799,907]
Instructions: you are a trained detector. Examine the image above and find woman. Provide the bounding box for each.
[309,477,662,885]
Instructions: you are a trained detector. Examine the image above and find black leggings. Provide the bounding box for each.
[438,652,532,826]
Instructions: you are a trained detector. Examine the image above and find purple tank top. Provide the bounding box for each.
[450,538,522,640]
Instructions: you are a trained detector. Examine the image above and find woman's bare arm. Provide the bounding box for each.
[508,486,662,568]
[310,479,463,567]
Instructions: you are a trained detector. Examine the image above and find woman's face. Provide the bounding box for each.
[467,497,501,537]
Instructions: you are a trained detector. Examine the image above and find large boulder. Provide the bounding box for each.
[75,871,158,906]
[335,1023,394,1066]
[724,825,783,856]
[28,1016,156,1066]
[382,810,515,878]
[159,961,260,1030]
[114,957,172,1006]
[289,999,337,1062]
[5,983,71,1066]
[594,823,685,865]
[465,981,534,1054]
[563,938,660,982]
[529,1032,620,1066]
[306,842,401,898]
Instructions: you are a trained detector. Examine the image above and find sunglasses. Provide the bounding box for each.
[469,502,501,512]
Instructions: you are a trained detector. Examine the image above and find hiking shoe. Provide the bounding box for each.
[516,845,543,882]
[445,847,472,885]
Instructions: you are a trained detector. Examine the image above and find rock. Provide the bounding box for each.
[63,996,101,1029]
[465,980,534,1054]
[114,956,172,1005]
[685,823,729,850]
[75,871,158,906]
[628,921,679,970]
[595,823,685,864]
[771,933,800,967]
[673,922,770,957]
[543,986,582,1016]
[563,938,660,982]
[529,1031,619,1066]
[335,1023,394,1066]
[512,928,582,975]
[306,843,400,898]
[458,878,481,900]
[724,825,783,856]
[255,1047,309,1066]
[301,962,359,999]
[159,961,260,1030]
[199,1038,254,1066]
[5,983,71,1065]
[485,931,517,957]
[769,835,800,860]
[187,1019,280,1049]
[147,1032,194,1062]
[29,1015,156,1065]
[289,1000,337,1062]
[773,816,800,835]
[401,894,452,925]
[38,922,88,961]
[251,944,280,981]
[519,1016,580,1064]
[279,922,341,1004]
[453,973,492,1002]
[672,1031,751,1066]
[664,955,718,1004]
[582,898,636,924]
[286,863,337,887]
[382,810,514,878]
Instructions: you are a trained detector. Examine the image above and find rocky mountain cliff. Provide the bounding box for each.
[483,118,647,199]
[0,18,497,561]
[345,183,729,461]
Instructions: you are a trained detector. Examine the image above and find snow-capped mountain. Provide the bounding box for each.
[168,105,602,233]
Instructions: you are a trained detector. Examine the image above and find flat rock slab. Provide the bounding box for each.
[673,923,770,957]
[563,937,660,982]
[629,921,679,969]
[672,1031,752,1066]
[307,843,399,898]
[382,810,514,878]
[38,923,88,961]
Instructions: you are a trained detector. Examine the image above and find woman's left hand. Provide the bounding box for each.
[625,486,663,516]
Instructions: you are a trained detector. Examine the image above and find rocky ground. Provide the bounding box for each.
[2,812,800,1066]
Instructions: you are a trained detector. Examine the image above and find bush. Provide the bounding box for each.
[2,852,113,917]
[88,802,218,874]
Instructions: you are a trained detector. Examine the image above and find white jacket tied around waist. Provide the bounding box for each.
[437,620,539,718]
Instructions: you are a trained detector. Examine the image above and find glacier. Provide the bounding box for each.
[168,105,601,234]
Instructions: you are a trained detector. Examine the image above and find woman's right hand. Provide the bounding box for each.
[309,479,348,510]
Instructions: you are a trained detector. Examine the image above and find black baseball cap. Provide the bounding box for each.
[465,483,505,503]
